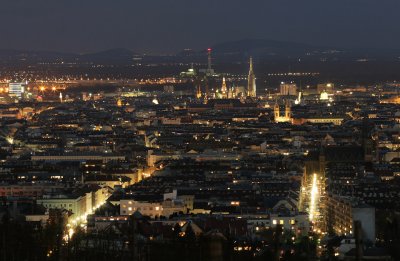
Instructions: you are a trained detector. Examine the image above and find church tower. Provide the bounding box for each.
[196,83,202,99]
[228,86,233,99]
[285,100,291,119]
[247,57,256,97]
[274,100,280,119]
[274,99,292,123]
[221,77,228,98]
[117,98,122,107]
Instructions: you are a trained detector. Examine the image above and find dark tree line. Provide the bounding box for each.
[0,212,64,261]
[0,213,318,261]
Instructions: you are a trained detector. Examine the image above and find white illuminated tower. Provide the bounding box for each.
[247,57,256,97]
[221,77,227,98]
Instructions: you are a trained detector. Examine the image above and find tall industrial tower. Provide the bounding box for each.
[207,48,212,72]
[247,57,256,97]
[199,48,214,76]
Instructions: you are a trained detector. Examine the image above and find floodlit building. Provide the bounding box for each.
[325,194,375,243]
[280,82,297,96]
[220,77,228,98]
[274,100,292,123]
[37,186,110,223]
[317,83,334,94]
[8,82,25,98]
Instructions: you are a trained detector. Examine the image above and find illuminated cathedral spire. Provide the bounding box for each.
[247,57,256,97]
[274,98,292,123]
[195,75,203,99]
[196,82,202,99]
[221,77,228,98]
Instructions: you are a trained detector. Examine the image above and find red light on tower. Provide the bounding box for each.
[206,48,212,72]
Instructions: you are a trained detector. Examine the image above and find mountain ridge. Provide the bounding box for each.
[0,39,399,64]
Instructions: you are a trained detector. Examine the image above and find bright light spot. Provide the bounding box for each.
[309,173,319,222]
[6,136,14,145]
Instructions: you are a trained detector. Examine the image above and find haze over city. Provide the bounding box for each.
[1,0,400,53]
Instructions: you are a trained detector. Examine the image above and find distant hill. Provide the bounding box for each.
[0,48,139,65]
[0,50,76,63]
[211,38,327,55]
[175,39,346,62]
[0,39,399,66]
[79,48,139,63]
[207,39,400,61]
[205,38,349,62]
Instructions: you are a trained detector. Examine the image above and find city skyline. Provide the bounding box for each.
[1,1,400,260]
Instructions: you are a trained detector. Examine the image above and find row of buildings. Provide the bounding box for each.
[0,77,399,259]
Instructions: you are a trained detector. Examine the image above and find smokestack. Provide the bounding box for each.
[207,48,212,71]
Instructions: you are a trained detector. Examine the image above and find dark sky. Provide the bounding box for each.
[1,0,399,54]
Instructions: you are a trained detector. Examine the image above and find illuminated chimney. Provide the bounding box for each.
[207,48,212,72]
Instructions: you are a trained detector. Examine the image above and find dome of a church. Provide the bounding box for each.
[320,91,329,100]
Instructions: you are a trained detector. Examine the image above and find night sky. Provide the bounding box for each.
[1,0,399,54]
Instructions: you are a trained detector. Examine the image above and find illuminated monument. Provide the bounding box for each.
[247,57,256,97]
[274,99,291,123]
[220,77,228,98]
[8,82,26,98]
[196,83,202,99]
